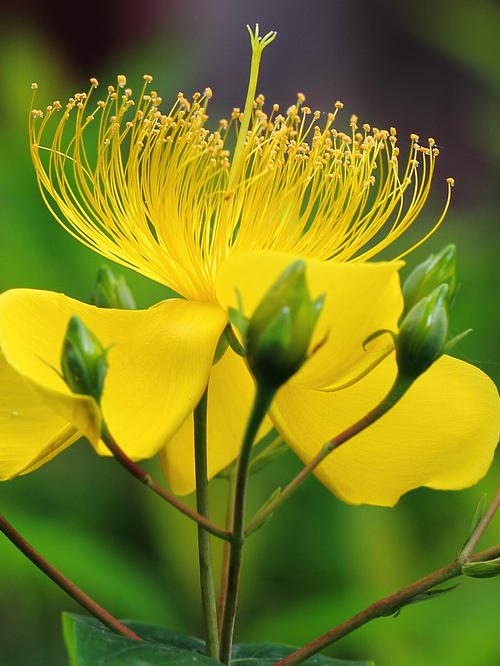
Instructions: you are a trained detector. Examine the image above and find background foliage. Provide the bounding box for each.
[0,1,499,664]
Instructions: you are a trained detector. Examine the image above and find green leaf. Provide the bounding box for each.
[231,642,374,665]
[381,585,459,617]
[63,613,374,665]
[62,613,218,666]
[462,556,500,579]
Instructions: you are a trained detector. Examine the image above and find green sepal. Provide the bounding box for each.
[228,289,249,343]
[246,260,325,389]
[91,265,136,310]
[444,328,473,354]
[362,328,398,350]
[61,316,109,404]
[62,613,374,665]
[402,244,456,316]
[462,558,500,579]
[396,284,449,379]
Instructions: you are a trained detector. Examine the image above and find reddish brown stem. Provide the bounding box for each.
[273,544,500,666]
[101,425,231,542]
[0,513,141,641]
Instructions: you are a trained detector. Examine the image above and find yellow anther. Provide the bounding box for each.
[428,137,435,146]
[363,123,370,131]
[301,106,311,114]
[335,100,343,109]
[117,75,127,88]
[390,127,397,136]
[126,121,134,128]
[231,108,240,119]
[125,88,132,97]
[143,74,153,83]
[410,133,419,141]
[97,100,106,108]
[350,114,358,124]
[31,82,38,89]
[446,177,455,187]
[273,103,280,112]
[53,101,61,110]
[433,148,440,155]
[297,92,306,103]
[107,85,115,93]
[90,78,99,88]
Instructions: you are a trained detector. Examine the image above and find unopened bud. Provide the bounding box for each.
[91,265,136,309]
[244,260,324,389]
[402,245,456,316]
[462,557,500,579]
[61,316,109,404]
[396,284,449,379]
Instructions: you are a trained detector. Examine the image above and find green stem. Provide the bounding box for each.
[101,423,231,542]
[272,543,500,666]
[246,374,412,536]
[194,391,219,659]
[219,385,276,664]
[0,513,141,641]
[460,483,500,561]
[218,464,238,633]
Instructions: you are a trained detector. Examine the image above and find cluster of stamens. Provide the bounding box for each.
[29,75,454,301]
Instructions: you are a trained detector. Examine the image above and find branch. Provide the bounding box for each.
[273,544,500,666]
[0,513,141,641]
[101,424,231,542]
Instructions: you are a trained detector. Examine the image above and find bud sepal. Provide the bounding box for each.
[402,244,456,316]
[235,260,325,390]
[396,284,449,380]
[61,316,109,404]
[91,265,136,310]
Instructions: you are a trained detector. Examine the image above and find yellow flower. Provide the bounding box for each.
[0,27,498,506]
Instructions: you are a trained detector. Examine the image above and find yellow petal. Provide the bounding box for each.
[0,352,81,480]
[272,354,500,506]
[161,347,272,495]
[216,251,403,390]
[0,289,227,460]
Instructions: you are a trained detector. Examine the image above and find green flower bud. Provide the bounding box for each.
[61,316,109,404]
[396,284,449,379]
[462,557,500,579]
[402,244,456,316]
[91,265,136,309]
[245,260,325,389]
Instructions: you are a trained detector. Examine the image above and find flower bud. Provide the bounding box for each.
[402,244,456,316]
[91,265,136,309]
[396,284,449,379]
[61,316,109,404]
[245,260,324,389]
[462,557,500,579]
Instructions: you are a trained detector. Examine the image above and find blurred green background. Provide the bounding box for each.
[1,0,499,664]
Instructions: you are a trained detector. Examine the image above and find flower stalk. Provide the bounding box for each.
[246,374,413,536]
[101,423,231,541]
[0,513,141,641]
[219,385,277,664]
[194,390,219,659]
[273,481,500,665]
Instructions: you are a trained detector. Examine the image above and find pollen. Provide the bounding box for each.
[29,26,453,302]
